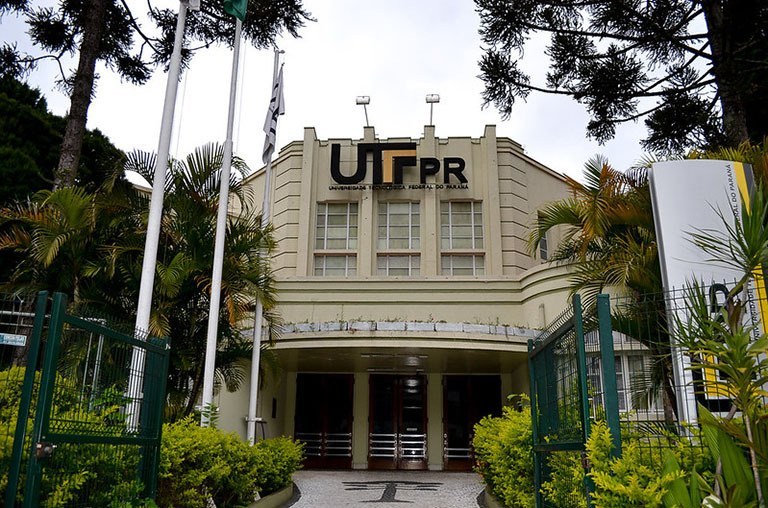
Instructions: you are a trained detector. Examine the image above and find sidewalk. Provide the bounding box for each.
[286,469,484,508]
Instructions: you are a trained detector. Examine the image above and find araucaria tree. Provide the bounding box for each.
[475,0,768,154]
[0,0,311,189]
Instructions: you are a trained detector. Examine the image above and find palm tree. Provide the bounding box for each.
[0,186,106,300]
[530,156,677,422]
[530,155,660,300]
[116,143,277,418]
[0,143,278,419]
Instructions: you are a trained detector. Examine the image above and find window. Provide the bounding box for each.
[539,231,549,261]
[314,202,358,276]
[585,353,659,416]
[315,255,357,276]
[377,255,420,276]
[377,202,420,276]
[440,201,484,275]
[615,356,627,411]
[316,202,358,250]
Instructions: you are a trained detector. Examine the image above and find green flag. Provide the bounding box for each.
[223,0,247,21]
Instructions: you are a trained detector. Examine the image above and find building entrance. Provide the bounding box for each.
[294,373,354,469]
[443,375,502,471]
[368,375,427,470]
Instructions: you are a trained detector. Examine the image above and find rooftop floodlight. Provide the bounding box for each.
[426,94,440,125]
[356,96,371,127]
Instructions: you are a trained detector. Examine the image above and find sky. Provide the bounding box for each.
[3,0,651,182]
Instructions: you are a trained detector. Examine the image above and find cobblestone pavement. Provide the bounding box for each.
[286,470,484,508]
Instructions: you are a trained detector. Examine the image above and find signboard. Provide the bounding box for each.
[650,159,767,421]
[0,333,27,347]
[329,142,468,190]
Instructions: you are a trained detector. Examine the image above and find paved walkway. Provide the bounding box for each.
[286,470,485,508]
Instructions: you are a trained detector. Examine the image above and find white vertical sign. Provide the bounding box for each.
[650,159,764,422]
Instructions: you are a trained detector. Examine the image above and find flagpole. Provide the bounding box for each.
[200,17,243,427]
[246,48,282,444]
[127,0,188,430]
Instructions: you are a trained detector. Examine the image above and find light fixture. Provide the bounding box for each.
[403,356,422,367]
[355,96,371,127]
[425,94,440,125]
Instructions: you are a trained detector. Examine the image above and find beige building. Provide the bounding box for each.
[218,124,573,471]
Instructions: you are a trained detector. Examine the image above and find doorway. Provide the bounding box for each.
[294,373,354,469]
[443,375,501,471]
[368,375,427,470]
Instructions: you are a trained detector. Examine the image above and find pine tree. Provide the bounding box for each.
[0,0,312,188]
[476,0,768,154]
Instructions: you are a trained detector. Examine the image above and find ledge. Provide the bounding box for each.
[278,321,540,338]
[482,486,505,508]
[248,483,293,508]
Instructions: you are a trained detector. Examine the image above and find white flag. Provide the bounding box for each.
[262,65,285,164]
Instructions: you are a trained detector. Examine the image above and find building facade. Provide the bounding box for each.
[218,125,575,471]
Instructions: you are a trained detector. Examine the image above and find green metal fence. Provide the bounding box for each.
[528,294,591,508]
[528,294,622,508]
[1,292,46,507]
[599,289,713,463]
[2,291,170,507]
[530,283,767,507]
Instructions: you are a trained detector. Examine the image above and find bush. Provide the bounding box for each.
[252,436,305,495]
[540,451,586,508]
[1,367,146,506]
[587,420,692,508]
[473,396,534,508]
[471,393,714,508]
[157,418,304,508]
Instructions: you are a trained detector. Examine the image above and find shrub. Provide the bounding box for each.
[587,420,684,508]
[157,418,304,507]
[252,436,305,495]
[540,451,586,508]
[473,396,534,508]
[1,367,146,506]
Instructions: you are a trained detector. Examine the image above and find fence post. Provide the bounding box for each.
[597,294,622,457]
[528,338,543,508]
[573,295,591,443]
[23,292,67,508]
[139,337,169,499]
[572,294,594,504]
[5,291,48,507]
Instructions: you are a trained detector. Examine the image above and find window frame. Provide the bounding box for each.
[314,201,359,276]
[376,201,421,276]
[440,201,485,276]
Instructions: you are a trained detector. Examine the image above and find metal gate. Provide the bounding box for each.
[527,294,621,508]
[2,291,170,507]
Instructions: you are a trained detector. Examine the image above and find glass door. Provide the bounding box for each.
[443,375,501,471]
[295,373,354,469]
[368,375,427,470]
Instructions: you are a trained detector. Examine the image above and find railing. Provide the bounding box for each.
[369,433,397,458]
[400,433,426,459]
[443,433,472,459]
[296,431,352,458]
[325,432,352,457]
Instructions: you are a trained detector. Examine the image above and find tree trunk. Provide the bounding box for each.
[701,0,750,147]
[54,0,107,189]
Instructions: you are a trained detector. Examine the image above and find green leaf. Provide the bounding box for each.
[717,428,754,499]
[662,450,692,508]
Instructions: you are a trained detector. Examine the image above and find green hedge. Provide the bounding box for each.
[1,367,304,507]
[157,417,303,508]
[472,396,713,508]
[473,398,535,508]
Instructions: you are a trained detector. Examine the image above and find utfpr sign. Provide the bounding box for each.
[330,142,468,185]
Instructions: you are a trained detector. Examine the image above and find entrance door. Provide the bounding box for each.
[295,373,354,469]
[443,375,501,471]
[368,375,427,470]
